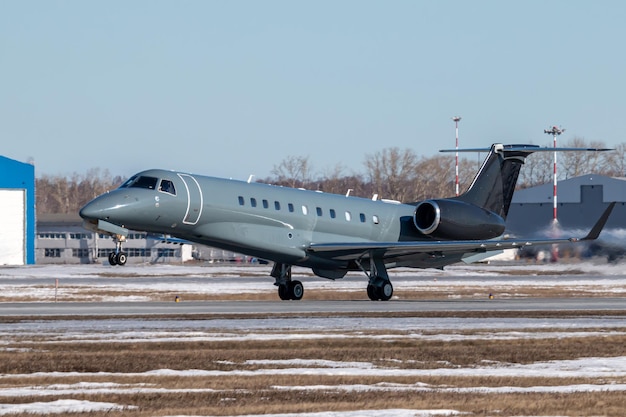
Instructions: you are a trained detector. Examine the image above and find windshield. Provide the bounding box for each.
[119,175,159,190]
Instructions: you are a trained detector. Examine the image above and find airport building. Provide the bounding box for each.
[36,213,249,265]
[0,156,35,265]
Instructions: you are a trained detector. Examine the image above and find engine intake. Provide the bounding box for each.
[413,199,505,240]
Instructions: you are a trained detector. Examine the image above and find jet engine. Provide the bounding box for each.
[413,199,505,240]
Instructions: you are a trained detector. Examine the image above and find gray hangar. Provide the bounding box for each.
[507,174,626,235]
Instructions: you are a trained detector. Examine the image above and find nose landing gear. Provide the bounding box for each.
[108,235,127,266]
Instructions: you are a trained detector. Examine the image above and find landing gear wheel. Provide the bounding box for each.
[379,280,393,301]
[278,284,290,300]
[290,280,304,300]
[367,284,376,301]
[367,279,393,301]
[277,280,304,300]
[108,253,117,266]
[115,252,127,266]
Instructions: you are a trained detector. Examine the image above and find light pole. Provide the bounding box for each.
[452,116,462,196]
[544,125,565,223]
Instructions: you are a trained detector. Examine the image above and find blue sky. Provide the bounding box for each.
[2,1,625,180]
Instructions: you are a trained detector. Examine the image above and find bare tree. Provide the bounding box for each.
[270,155,314,188]
[599,142,626,177]
[36,170,124,215]
[517,147,554,189]
[363,147,420,202]
[560,137,609,179]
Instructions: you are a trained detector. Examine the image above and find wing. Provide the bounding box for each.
[307,203,615,263]
[147,233,190,245]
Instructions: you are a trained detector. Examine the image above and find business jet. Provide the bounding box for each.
[79,143,615,301]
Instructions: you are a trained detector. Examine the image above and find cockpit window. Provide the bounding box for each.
[159,179,176,195]
[119,175,159,190]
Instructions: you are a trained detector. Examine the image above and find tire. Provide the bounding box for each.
[278,284,290,300]
[379,281,393,301]
[367,284,377,301]
[369,278,393,301]
[290,280,304,300]
[115,252,127,266]
[108,253,117,266]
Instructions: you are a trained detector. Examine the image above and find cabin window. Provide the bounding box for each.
[302,205,308,215]
[251,198,257,207]
[120,175,158,190]
[288,203,295,212]
[263,199,269,209]
[238,196,245,206]
[373,215,380,224]
[359,213,366,223]
[158,179,176,195]
[274,201,281,210]
[345,211,352,221]
[330,209,336,219]
[316,207,323,216]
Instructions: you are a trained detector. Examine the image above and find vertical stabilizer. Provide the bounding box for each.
[453,144,536,219]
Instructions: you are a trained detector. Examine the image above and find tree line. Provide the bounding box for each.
[36,138,626,215]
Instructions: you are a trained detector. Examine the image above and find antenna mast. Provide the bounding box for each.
[544,125,566,222]
[452,116,462,196]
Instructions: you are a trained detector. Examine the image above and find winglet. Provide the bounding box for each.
[577,202,616,241]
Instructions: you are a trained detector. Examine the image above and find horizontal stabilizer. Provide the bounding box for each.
[440,144,613,153]
[580,202,616,241]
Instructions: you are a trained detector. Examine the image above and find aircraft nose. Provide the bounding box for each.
[79,200,104,220]
[79,192,122,220]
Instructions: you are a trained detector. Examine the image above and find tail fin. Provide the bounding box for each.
[440,143,612,220]
[453,144,533,219]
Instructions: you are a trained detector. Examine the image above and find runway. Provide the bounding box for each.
[1,297,625,317]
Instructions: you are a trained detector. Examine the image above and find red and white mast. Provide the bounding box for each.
[452,116,462,196]
[544,125,565,222]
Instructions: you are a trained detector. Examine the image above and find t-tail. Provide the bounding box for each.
[443,143,612,219]
[411,143,611,241]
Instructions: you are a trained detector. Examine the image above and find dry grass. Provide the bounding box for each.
[2,326,626,416]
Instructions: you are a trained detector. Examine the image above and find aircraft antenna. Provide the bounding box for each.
[451,116,462,196]
[543,125,566,223]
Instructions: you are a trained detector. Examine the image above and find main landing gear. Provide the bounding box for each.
[359,257,394,301]
[270,258,394,302]
[271,263,303,300]
[108,235,127,266]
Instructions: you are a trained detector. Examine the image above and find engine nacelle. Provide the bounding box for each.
[413,199,505,240]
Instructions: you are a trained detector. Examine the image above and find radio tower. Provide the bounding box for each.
[452,116,462,196]
[544,125,565,223]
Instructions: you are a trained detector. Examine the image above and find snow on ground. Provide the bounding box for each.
[0,406,459,417]
[2,260,626,280]
[3,356,626,387]
[2,355,626,416]
[0,399,136,415]
[1,261,626,302]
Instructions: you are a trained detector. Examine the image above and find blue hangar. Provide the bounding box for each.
[0,155,35,265]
